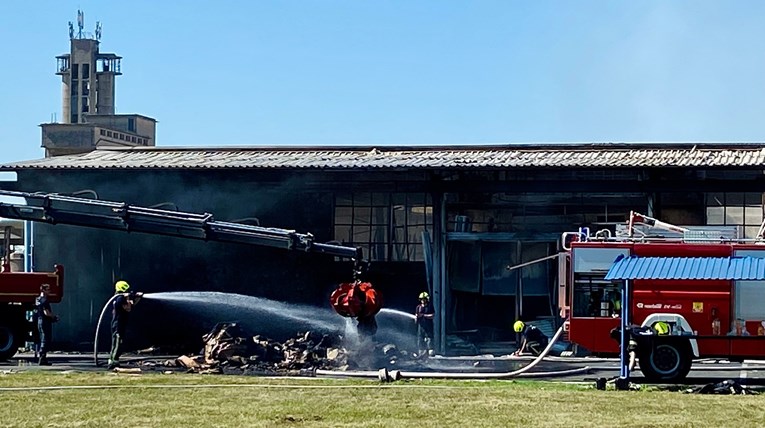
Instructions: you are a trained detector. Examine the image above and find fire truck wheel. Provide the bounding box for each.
[638,340,692,382]
[0,323,21,360]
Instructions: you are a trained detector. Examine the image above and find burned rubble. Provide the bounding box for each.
[145,322,422,375]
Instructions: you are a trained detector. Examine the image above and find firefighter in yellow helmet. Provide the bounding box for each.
[513,320,549,356]
[415,291,435,356]
[107,280,143,369]
[653,321,670,336]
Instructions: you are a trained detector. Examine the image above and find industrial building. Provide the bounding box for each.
[2,15,765,355]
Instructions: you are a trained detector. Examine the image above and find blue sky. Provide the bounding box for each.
[2,1,765,163]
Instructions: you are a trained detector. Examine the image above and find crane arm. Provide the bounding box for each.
[0,190,361,260]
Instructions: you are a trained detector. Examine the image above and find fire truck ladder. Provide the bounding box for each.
[0,190,362,261]
[627,211,689,238]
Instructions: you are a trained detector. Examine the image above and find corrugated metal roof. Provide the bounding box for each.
[604,255,765,280]
[4,143,765,170]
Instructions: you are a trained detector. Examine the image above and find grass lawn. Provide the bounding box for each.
[0,371,763,427]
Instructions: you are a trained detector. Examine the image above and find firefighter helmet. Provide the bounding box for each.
[653,321,670,335]
[418,292,429,300]
[513,320,525,333]
[115,280,130,293]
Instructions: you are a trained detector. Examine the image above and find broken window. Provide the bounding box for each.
[481,242,517,296]
[334,192,432,262]
[706,192,764,239]
[448,241,481,293]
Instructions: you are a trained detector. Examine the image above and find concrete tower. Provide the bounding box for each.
[42,11,156,157]
[56,10,121,124]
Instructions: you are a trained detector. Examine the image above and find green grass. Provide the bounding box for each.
[0,371,763,427]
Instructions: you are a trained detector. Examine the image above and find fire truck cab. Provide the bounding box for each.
[560,212,765,382]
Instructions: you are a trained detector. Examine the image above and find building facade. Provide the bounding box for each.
[2,144,765,353]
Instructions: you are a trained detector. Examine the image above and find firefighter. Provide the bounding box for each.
[107,280,143,369]
[415,291,435,356]
[610,325,651,371]
[513,320,549,356]
[35,284,59,365]
[611,322,671,372]
[653,321,671,336]
[611,293,622,318]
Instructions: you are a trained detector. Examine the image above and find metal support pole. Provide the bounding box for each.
[619,279,631,381]
[433,192,446,355]
[24,221,33,272]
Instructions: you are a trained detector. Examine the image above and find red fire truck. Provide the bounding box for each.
[560,212,765,382]
[0,222,63,360]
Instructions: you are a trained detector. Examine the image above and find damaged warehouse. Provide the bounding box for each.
[5,21,763,361]
[2,142,765,358]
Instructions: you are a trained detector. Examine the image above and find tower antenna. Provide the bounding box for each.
[77,10,84,39]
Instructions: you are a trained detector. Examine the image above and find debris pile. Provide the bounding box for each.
[163,322,418,375]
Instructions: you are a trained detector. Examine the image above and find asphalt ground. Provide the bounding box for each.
[3,352,765,387]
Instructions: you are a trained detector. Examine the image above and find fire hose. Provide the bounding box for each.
[92,294,122,367]
[316,326,591,380]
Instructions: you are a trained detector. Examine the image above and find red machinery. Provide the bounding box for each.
[0,223,64,359]
[560,211,765,381]
[330,280,382,335]
[0,191,382,345]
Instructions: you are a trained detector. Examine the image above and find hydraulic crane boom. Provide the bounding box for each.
[0,190,361,259]
[0,190,382,329]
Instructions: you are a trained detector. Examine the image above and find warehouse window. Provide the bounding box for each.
[334,193,432,262]
[706,193,764,239]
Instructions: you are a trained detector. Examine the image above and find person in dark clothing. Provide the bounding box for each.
[108,280,142,369]
[512,320,549,356]
[610,324,666,371]
[415,291,435,356]
[35,284,58,365]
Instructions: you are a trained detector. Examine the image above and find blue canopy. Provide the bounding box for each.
[604,255,765,281]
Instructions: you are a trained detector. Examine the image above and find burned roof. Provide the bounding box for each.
[4,142,765,170]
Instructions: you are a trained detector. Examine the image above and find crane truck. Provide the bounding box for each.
[0,190,380,359]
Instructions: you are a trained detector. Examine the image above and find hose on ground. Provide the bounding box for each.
[316,326,580,380]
